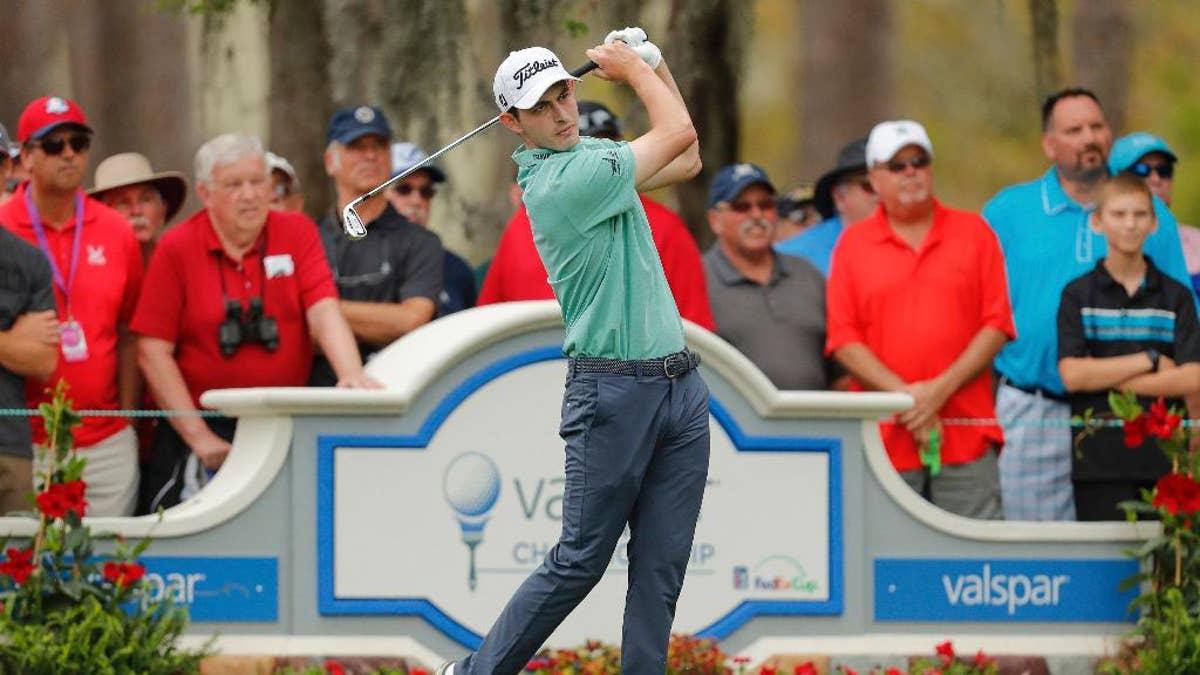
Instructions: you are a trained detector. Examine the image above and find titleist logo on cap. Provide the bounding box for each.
[513,58,560,89]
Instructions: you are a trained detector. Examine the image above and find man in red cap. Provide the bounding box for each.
[0,96,144,517]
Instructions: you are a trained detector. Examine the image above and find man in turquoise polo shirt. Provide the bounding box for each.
[983,88,1190,522]
[441,31,706,675]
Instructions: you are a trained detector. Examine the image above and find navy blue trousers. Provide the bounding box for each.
[459,366,711,675]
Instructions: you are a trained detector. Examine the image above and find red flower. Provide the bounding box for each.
[885,669,904,675]
[1123,414,1147,448]
[759,665,778,675]
[794,663,818,675]
[974,649,996,667]
[35,480,88,520]
[840,668,859,675]
[1153,473,1200,515]
[0,548,35,585]
[323,660,346,675]
[1141,399,1184,441]
[410,669,429,675]
[935,640,955,663]
[103,560,146,587]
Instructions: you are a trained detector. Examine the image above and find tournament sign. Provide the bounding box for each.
[317,347,841,648]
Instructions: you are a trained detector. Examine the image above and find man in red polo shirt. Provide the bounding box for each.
[132,133,378,513]
[826,120,1015,519]
[0,96,144,517]
[477,100,715,331]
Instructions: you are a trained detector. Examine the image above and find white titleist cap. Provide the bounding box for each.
[865,120,934,165]
[493,46,579,113]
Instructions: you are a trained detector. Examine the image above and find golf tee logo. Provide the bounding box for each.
[513,58,561,90]
[443,452,502,591]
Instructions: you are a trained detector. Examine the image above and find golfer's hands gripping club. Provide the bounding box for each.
[586,41,654,84]
[604,26,662,69]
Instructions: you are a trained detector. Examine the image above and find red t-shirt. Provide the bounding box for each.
[478,195,717,331]
[131,209,337,407]
[0,182,143,447]
[825,201,1016,471]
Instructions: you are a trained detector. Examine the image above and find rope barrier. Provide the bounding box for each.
[0,408,224,418]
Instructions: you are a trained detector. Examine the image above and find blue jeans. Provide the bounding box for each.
[459,366,711,675]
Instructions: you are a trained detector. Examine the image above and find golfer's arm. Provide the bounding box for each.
[636,61,701,192]
[339,298,436,348]
[628,61,697,187]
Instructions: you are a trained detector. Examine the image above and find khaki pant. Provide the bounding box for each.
[34,425,138,517]
[0,454,33,515]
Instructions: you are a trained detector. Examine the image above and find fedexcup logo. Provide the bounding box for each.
[512,58,560,90]
[443,452,502,591]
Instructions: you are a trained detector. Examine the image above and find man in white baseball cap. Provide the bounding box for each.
[827,119,1014,520]
[441,31,705,675]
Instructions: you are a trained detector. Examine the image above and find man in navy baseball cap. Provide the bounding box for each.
[326,105,392,145]
[708,162,775,208]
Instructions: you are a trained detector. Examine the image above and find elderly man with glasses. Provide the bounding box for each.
[827,120,1015,519]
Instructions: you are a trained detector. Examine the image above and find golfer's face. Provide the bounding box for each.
[520,82,579,151]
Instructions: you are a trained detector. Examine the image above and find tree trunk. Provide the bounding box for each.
[1028,0,1063,104]
[664,0,751,250]
[799,0,892,184]
[1071,0,1132,133]
[269,0,336,219]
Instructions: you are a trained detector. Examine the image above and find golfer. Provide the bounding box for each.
[440,32,710,675]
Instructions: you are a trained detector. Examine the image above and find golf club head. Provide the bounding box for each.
[342,204,368,239]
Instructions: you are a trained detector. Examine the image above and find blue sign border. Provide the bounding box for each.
[316,345,843,648]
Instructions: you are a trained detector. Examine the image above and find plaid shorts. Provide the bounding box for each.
[996,384,1076,521]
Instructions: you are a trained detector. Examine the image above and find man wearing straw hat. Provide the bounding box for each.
[90,152,188,263]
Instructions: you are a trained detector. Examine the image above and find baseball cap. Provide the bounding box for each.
[578,101,621,138]
[1109,132,1178,175]
[0,123,17,159]
[814,137,868,219]
[17,95,92,143]
[865,120,933,166]
[266,152,300,189]
[493,47,579,113]
[327,105,393,145]
[777,183,816,221]
[708,163,775,208]
[390,142,446,183]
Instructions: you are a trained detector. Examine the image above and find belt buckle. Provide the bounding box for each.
[663,352,686,379]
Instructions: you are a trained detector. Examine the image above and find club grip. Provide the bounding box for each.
[570,61,599,78]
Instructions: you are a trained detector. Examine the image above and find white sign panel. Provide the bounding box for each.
[318,351,840,647]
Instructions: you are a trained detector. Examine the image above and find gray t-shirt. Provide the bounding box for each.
[703,247,832,390]
[0,228,56,456]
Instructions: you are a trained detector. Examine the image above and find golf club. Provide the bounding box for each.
[341,60,600,239]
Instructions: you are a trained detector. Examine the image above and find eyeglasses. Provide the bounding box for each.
[725,199,776,214]
[880,155,932,173]
[1127,162,1174,179]
[31,133,91,156]
[395,184,437,199]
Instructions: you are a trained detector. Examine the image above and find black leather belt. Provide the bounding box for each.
[569,349,701,379]
[997,375,1067,402]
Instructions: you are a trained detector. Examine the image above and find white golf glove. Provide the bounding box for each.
[605,26,662,69]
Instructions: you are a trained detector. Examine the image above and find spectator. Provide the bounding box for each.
[387,142,476,316]
[0,123,17,204]
[773,182,821,242]
[775,136,876,275]
[478,100,716,331]
[1108,133,1199,293]
[983,88,1190,521]
[703,163,834,390]
[1058,175,1200,520]
[89,152,188,263]
[132,133,378,512]
[0,96,144,517]
[0,228,57,514]
[313,106,442,386]
[827,121,1014,519]
[266,151,305,213]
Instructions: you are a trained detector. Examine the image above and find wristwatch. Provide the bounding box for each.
[1147,348,1161,373]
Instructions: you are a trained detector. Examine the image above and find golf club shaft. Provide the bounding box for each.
[346,60,600,212]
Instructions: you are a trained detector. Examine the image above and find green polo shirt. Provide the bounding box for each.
[514,136,684,359]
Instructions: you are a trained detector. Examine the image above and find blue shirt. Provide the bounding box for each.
[982,167,1192,394]
[774,216,844,276]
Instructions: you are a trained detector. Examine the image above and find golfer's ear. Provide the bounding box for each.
[499,111,522,134]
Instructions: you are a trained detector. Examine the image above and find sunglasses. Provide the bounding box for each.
[880,155,932,173]
[725,199,777,214]
[1127,162,1174,179]
[395,184,437,199]
[31,133,91,156]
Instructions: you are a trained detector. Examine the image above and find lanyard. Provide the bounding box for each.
[25,188,85,316]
